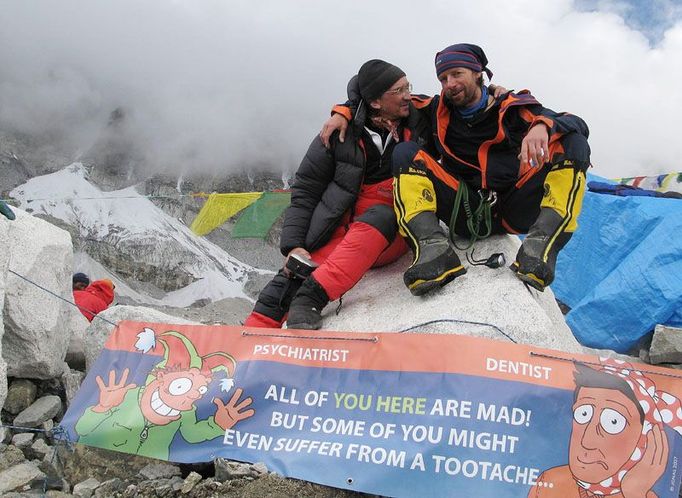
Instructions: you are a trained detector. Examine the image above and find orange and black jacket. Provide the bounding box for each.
[280,101,433,256]
[419,90,589,192]
[333,89,589,193]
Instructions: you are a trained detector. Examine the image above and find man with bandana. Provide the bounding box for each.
[529,360,680,497]
[323,43,591,295]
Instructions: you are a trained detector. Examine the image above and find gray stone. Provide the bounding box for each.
[3,379,38,415]
[46,491,72,498]
[65,315,90,371]
[62,368,85,408]
[27,438,50,460]
[320,235,582,353]
[84,305,196,372]
[11,432,35,450]
[13,395,62,428]
[649,324,682,364]
[3,209,75,379]
[138,462,182,480]
[251,461,268,475]
[180,471,202,494]
[0,461,46,494]
[0,444,26,471]
[42,418,55,435]
[93,478,125,498]
[214,458,257,481]
[72,477,100,498]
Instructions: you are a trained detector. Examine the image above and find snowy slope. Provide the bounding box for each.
[11,163,270,306]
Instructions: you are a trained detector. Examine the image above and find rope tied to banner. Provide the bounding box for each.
[242,331,378,343]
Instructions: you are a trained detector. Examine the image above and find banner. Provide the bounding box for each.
[60,322,682,498]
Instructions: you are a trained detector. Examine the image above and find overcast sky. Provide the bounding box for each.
[1,0,680,179]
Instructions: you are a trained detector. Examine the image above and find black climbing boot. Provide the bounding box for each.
[286,276,329,330]
[511,208,572,291]
[403,212,466,296]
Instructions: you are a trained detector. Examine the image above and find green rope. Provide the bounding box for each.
[448,181,493,251]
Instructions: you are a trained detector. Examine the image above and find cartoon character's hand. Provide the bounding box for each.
[92,368,137,413]
[213,387,255,430]
[620,423,668,498]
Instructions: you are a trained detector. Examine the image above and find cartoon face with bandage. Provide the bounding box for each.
[531,359,680,498]
[571,360,678,496]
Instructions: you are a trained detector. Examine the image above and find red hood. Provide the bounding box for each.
[87,280,115,305]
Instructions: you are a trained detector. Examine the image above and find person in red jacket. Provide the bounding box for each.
[74,279,115,321]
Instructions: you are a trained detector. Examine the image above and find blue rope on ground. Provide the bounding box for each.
[399,318,517,343]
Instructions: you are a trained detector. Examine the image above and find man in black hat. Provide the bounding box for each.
[72,272,91,291]
[323,43,590,294]
[244,59,434,330]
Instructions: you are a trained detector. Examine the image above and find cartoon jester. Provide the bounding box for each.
[75,328,255,460]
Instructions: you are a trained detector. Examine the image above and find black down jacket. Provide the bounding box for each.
[280,102,432,256]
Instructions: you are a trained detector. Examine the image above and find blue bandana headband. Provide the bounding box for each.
[435,43,493,80]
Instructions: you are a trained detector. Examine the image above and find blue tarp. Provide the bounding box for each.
[553,177,682,353]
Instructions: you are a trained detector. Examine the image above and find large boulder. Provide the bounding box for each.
[321,234,582,353]
[0,218,9,409]
[3,209,75,378]
[84,305,197,371]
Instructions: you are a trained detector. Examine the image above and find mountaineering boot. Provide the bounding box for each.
[286,276,329,330]
[512,161,586,291]
[402,212,466,296]
[511,208,572,291]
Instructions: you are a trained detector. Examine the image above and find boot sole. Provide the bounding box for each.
[510,261,548,291]
[514,271,547,292]
[407,265,466,296]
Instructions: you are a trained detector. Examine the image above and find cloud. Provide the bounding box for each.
[0,0,680,178]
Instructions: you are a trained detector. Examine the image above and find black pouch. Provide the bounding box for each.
[286,253,319,280]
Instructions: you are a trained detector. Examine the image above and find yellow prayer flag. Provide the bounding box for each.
[190,192,263,236]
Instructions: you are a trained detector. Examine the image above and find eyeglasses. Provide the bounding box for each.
[384,83,413,96]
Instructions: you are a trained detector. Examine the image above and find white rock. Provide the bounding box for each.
[3,209,74,378]
[321,235,582,353]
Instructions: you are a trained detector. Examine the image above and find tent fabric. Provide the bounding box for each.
[190,193,262,236]
[231,191,291,239]
[553,178,682,353]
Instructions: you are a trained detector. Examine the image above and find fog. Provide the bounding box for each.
[1,0,680,178]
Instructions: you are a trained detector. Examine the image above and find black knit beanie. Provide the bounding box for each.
[73,272,90,286]
[357,59,406,103]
